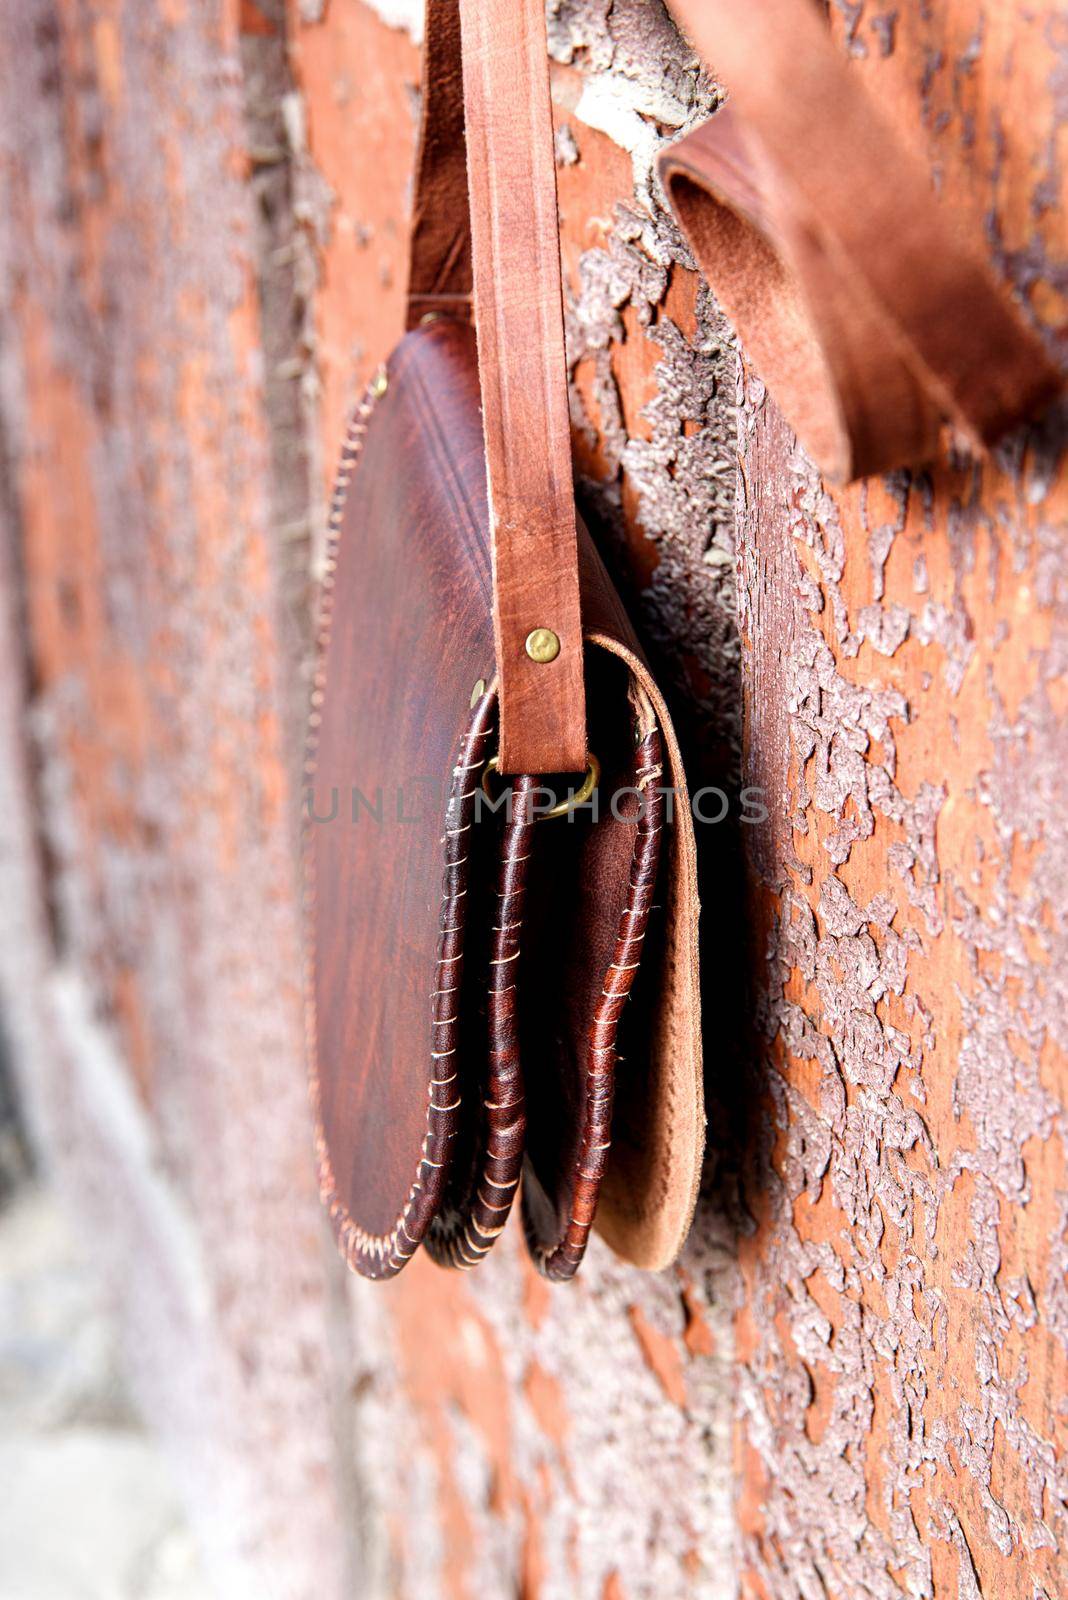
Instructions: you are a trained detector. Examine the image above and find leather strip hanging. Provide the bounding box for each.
[661,0,1061,481]
[405,0,470,328]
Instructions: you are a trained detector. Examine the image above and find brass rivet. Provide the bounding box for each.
[370,366,389,398]
[525,627,560,664]
[470,678,486,707]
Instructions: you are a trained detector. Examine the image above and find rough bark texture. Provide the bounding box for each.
[0,2,1065,1599]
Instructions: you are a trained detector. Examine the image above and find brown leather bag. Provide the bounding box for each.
[303,0,704,1282]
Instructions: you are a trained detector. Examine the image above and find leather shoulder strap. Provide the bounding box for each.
[408,0,586,776]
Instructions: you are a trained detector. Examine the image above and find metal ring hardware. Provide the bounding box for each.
[481,752,601,821]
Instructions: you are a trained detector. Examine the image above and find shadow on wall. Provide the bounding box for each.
[578,495,760,1254]
[0,1011,33,1205]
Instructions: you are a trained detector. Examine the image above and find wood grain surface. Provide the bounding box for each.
[0,1,1064,1598]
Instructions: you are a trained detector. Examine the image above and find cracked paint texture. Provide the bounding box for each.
[293,3,1068,1596]
[731,7,1068,1597]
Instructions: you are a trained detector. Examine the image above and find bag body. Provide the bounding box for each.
[304,320,704,1280]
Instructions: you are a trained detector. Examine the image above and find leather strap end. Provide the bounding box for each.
[493,519,587,776]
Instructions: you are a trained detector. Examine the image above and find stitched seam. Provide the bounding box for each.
[303,364,493,1279]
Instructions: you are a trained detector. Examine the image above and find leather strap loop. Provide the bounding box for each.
[408,0,586,777]
[661,0,1060,480]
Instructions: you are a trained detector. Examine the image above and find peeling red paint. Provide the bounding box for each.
[627,1303,688,1411]
[524,1360,571,1451]
[680,1276,716,1358]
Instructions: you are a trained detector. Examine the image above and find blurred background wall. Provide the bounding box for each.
[0,2,1066,1598]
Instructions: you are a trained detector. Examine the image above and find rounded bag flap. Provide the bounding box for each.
[304,321,496,1279]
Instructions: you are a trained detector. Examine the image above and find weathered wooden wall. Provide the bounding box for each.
[0,2,354,1595]
[0,1,1065,1598]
